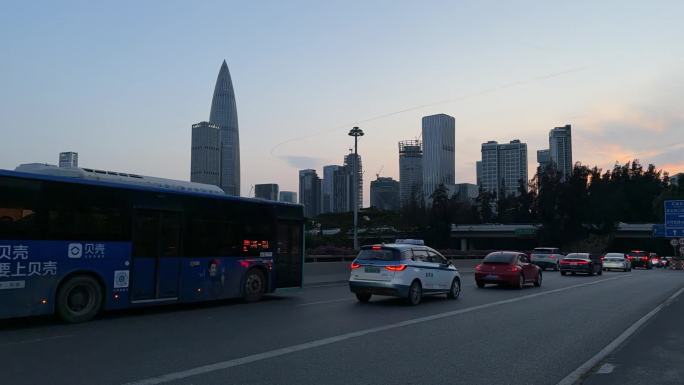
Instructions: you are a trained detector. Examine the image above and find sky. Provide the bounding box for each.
[1,0,683,205]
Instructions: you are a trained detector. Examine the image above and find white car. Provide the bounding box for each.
[349,241,461,305]
[602,253,631,272]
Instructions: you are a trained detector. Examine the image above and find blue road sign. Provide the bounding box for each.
[664,200,684,238]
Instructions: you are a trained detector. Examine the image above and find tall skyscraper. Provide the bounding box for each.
[398,140,423,207]
[209,60,240,196]
[480,139,528,198]
[370,177,400,211]
[322,165,342,213]
[332,166,352,213]
[422,114,455,205]
[476,160,483,188]
[344,153,363,210]
[58,152,78,168]
[279,191,298,203]
[299,169,321,218]
[190,121,221,187]
[549,124,572,181]
[254,183,279,201]
[537,149,551,171]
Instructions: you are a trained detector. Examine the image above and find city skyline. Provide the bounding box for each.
[2,1,683,207]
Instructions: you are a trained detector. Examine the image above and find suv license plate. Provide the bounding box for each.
[365,267,380,273]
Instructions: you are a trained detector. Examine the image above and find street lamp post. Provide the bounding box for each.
[348,126,364,250]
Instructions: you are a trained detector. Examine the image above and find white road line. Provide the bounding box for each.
[0,334,74,347]
[556,286,684,385]
[297,298,353,307]
[123,275,628,385]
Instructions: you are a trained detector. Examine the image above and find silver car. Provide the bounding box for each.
[602,253,631,272]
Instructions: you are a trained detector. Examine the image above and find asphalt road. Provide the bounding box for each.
[1,269,682,385]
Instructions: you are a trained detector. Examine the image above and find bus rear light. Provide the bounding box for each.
[239,260,250,268]
[196,288,202,293]
[385,264,407,271]
[113,293,120,300]
[351,262,361,269]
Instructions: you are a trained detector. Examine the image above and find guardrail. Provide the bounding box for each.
[305,254,485,263]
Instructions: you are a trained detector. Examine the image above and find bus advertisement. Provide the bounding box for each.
[0,168,304,322]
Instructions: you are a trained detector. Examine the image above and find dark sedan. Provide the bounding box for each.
[560,253,603,276]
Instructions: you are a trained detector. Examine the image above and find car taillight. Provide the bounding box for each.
[475,264,483,271]
[372,245,382,250]
[641,257,648,261]
[577,260,589,265]
[549,255,556,260]
[385,264,407,271]
[351,262,361,269]
[560,260,570,265]
[509,265,521,272]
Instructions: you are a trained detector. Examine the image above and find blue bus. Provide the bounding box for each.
[0,167,304,322]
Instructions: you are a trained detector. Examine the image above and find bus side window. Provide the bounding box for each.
[0,177,42,239]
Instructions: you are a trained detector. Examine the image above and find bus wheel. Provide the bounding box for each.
[56,275,103,323]
[243,269,266,302]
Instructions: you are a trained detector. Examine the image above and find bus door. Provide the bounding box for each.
[275,221,303,288]
[130,209,182,301]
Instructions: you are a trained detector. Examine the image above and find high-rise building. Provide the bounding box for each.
[279,191,298,203]
[453,183,479,202]
[209,60,240,196]
[549,124,572,181]
[398,140,423,207]
[254,183,279,201]
[322,165,342,213]
[370,177,400,211]
[671,173,684,187]
[537,149,551,171]
[480,139,528,198]
[476,160,483,188]
[332,166,352,213]
[58,152,78,168]
[190,121,221,188]
[344,153,363,210]
[299,169,321,218]
[422,114,455,205]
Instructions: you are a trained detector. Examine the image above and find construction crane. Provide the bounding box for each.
[376,165,384,179]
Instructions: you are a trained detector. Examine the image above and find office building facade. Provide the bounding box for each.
[344,153,363,210]
[322,165,342,213]
[190,121,221,187]
[398,140,423,207]
[422,114,455,205]
[370,177,400,211]
[549,124,573,181]
[299,169,321,218]
[279,191,298,204]
[480,139,528,198]
[254,183,279,201]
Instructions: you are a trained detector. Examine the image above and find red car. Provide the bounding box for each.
[475,251,542,289]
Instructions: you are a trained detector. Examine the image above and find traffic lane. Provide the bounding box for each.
[0,271,661,385]
[582,286,684,385]
[159,271,684,385]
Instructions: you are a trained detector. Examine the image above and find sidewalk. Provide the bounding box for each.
[582,288,684,385]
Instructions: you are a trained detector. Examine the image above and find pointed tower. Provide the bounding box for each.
[209,60,240,196]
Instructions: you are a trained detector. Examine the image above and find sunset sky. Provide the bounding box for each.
[1,0,683,205]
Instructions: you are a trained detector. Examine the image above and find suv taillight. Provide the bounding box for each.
[385,265,407,271]
[351,262,361,269]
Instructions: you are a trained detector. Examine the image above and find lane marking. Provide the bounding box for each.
[123,275,628,385]
[0,334,74,347]
[297,298,353,307]
[596,363,615,374]
[556,286,684,385]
